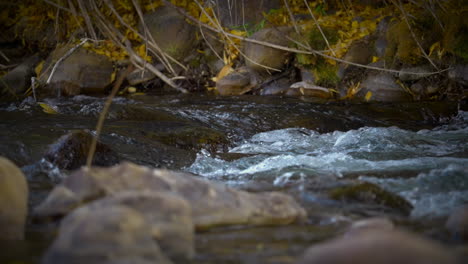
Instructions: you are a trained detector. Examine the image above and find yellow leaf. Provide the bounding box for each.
[365,91,372,102]
[428,42,440,57]
[35,60,44,77]
[372,56,379,63]
[38,102,58,114]
[215,64,234,82]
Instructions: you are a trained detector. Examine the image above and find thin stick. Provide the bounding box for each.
[76,0,98,40]
[396,0,438,70]
[192,0,281,72]
[304,0,336,57]
[86,64,134,168]
[46,38,89,84]
[165,1,448,76]
[42,0,71,12]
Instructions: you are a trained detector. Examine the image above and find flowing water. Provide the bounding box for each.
[0,94,467,263]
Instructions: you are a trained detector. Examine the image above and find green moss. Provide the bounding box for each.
[385,21,422,65]
[313,60,340,87]
[307,27,339,51]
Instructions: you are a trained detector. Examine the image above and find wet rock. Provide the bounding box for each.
[0,54,42,99]
[0,157,28,240]
[61,191,194,261]
[296,229,458,264]
[34,162,307,229]
[126,66,161,86]
[243,27,292,73]
[448,64,468,86]
[399,65,432,82]
[142,6,197,62]
[445,204,468,243]
[215,0,281,28]
[39,45,113,95]
[356,72,412,102]
[410,79,440,100]
[42,206,173,264]
[338,41,372,79]
[344,217,394,237]
[289,82,333,99]
[216,67,260,96]
[260,78,291,95]
[43,130,119,170]
[328,182,413,216]
[374,16,391,58]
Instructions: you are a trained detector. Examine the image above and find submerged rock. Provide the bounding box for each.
[445,204,468,243]
[0,157,28,240]
[328,182,413,216]
[42,206,173,264]
[39,45,113,95]
[296,229,458,264]
[34,162,306,230]
[43,130,119,170]
[60,191,194,261]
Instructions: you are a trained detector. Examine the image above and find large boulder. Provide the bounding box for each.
[0,156,28,240]
[243,27,292,73]
[296,229,458,264]
[42,206,173,264]
[34,162,306,229]
[39,45,113,96]
[448,64,468,86]
[59,191,194,261]
[142,6,197,62]
[0,54,42,100]
[43,130,120,170]
[356,72,412,102]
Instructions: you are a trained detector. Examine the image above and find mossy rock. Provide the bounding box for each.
[145,126,229,153]
[329,182,413,215]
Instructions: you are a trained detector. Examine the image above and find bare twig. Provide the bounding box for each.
[42,0,71,13]
[46,38,90,84]
[86,64,134,168]
[125,41,188,93]
[0,51,10,62]
[192,0,282,72]
[304,0,336,57]
[166,1,448,76]
[76,0,98,40]
[396,0,439,70]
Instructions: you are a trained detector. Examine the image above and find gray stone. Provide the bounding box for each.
[142,6,197,62]
[43,130,119,170]
[399,66,432,82]
[243,27,292,73]
[448,64,468,86]
[216,66,260,96]
[0,54,41,98]
[357,72,411,102]
[34,162,307,230]
[0,157,28,240]
[296,229,458,264]
[42,206,173,264]
[39,45,113,95]
[344,217,394,237]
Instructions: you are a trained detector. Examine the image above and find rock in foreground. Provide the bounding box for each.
[0,156,28,240]
[34,162,306,229]
[42,206,173,264]
[296,229,458,264]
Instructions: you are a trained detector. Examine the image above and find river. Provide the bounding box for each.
[0,94,466,263]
